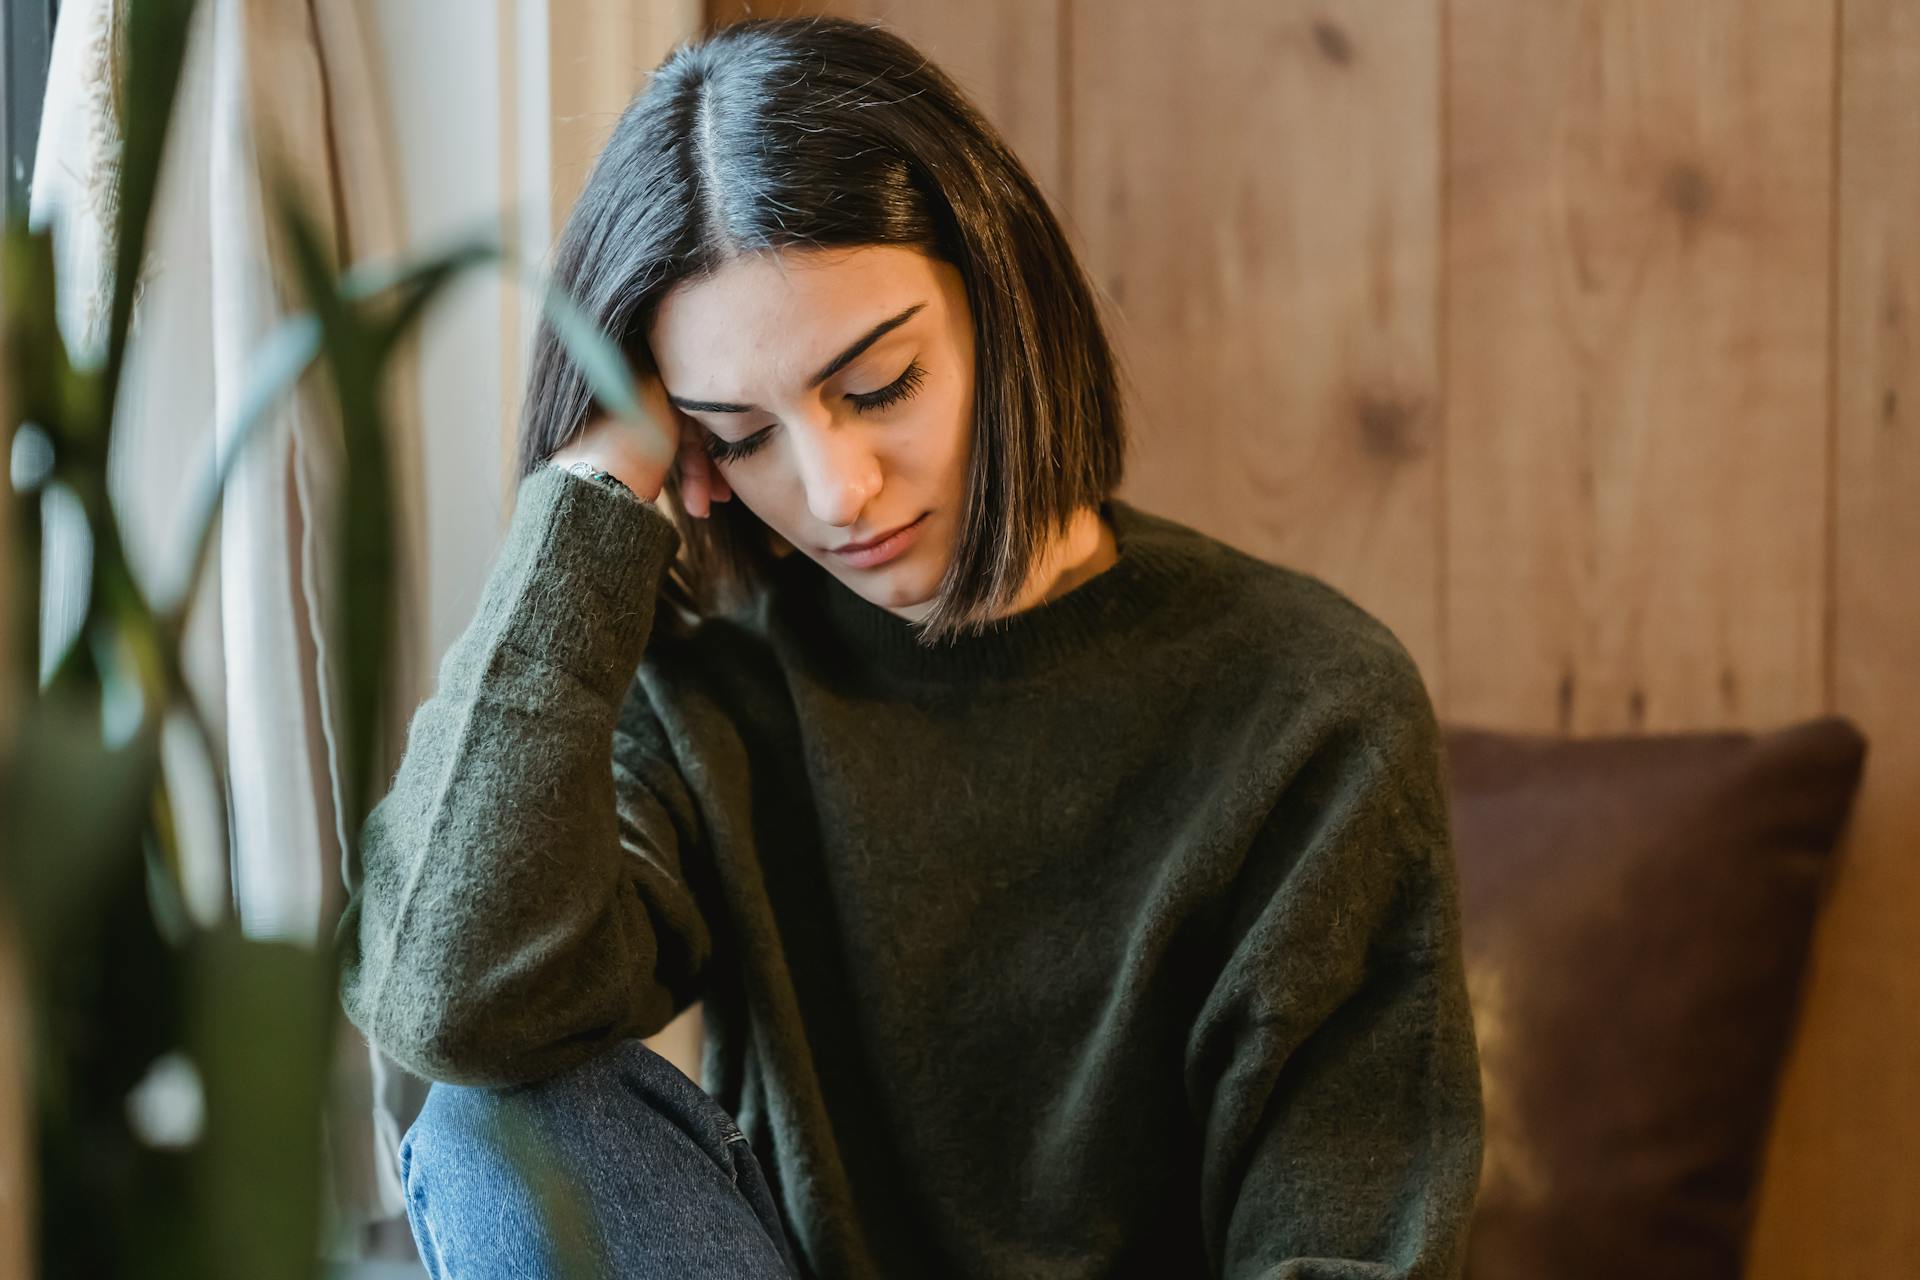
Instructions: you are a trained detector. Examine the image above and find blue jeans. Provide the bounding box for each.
[399,1037,802,1277]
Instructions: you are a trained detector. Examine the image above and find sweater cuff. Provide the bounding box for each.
[494,462,684,703]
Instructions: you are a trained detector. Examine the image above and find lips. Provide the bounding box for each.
[833,515,920,553]
[828,511,929,569]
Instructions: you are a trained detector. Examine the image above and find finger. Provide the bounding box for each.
[678,421,711,518]
[681,415,732,510]
[682,413,732,506]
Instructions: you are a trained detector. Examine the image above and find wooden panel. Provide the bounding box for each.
[1446,0,1833,733]
[1071,2,1445,680]
[549,0,703,233]
[1746,1,1920,1273]
[707,1,1064,207]
[837,1,1065,204]
[708,0,860,28]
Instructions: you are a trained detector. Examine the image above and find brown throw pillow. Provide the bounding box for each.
[1441,715,1868,1280]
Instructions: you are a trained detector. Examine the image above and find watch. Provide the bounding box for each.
[552,457,640,503]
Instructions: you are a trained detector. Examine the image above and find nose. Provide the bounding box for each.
[789,413,882,530]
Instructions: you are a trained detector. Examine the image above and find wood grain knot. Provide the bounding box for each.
[1353,392,1425,462]
[1311,20,1354,66]
[1662,162,1713,223]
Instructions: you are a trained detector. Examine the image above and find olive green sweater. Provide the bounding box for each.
[335,463,1484,1279]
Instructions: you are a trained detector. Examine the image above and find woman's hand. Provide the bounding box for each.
[548,374,734,517]
[672,393,733,519]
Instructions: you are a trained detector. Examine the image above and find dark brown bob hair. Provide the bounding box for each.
[514,15,1129,646]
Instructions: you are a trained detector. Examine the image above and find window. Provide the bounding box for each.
[1,0,57,224]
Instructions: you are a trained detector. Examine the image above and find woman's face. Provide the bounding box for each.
[647,244,976,622]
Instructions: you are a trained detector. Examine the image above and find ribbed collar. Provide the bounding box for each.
[772,498,1189,685]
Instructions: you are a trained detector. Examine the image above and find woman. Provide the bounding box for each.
[337,15,1484,1279]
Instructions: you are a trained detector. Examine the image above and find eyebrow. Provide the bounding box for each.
[665,302,927,414]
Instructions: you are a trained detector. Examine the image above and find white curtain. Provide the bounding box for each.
[30,0,431,1256]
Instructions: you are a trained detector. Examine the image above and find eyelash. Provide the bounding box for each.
[701,359,928,465]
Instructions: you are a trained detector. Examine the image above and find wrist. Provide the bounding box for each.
[546,456,644,503]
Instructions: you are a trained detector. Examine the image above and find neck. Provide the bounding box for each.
[1009,504,1120,616]
[889,503,1117,624]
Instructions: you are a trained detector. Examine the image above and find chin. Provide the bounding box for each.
[858,574,934,610]
[837,562,938,612]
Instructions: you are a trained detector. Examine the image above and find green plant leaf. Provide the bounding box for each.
[345,235,499,349]
[0,693,159,970]
[0,220,92,440]
[264,167,395,842]
[188,925,335,1280]
[338,219,678,467]
[29,832,195,1279]
[527,266,674,468]
[160,313,323,618]
[487,1102,604,1277]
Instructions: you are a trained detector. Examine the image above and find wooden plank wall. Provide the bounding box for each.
[702,2,1917,1272]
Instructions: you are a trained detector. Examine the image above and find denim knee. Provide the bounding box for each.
[397,1038,793,1279]
[399,1050,629,1277]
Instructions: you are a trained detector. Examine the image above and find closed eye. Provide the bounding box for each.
[847,357,927,413]
[700,359,928,465]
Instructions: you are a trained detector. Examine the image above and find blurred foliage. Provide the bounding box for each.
[0,0,669,1274]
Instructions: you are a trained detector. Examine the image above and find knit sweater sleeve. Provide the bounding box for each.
[335,463,714,1088]
[1183,644,1484,1280]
